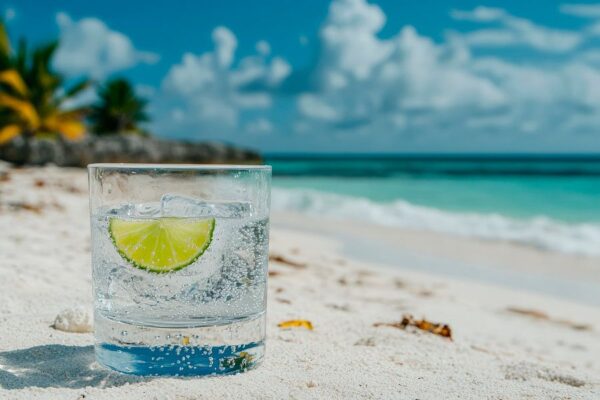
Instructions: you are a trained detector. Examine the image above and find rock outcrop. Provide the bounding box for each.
[0,135,261,166]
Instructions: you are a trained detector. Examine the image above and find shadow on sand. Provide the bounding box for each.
[0,344,149,389]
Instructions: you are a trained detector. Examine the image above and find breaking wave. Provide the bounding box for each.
[272,188,600,256]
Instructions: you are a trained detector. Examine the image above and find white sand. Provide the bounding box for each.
[0,166,598,399]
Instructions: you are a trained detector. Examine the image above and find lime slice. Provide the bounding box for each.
[109,217,215,273]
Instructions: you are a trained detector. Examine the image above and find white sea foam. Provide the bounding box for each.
[272,188,600,256]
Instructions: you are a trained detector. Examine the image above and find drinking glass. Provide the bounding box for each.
[88,164,271,376]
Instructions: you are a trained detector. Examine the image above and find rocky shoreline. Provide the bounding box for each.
[0,135,262,166]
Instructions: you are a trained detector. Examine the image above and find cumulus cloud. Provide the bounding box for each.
[451,6,507,22]
[560,3,600,18]
[53,12,159,79]
[297,1,505,130]
[212,27,237,68]
[4,7,16,22]
[319,0,392,82]
[291,0,600,145]
[160,26,291,132]
[451,6,582,52]
[559,4,600,38]
[135,84,156,98]
[298,94,340,121]
[245,117,273,134]
[150,0,600,151]
[268,57,292,85]
[256,40,271,56]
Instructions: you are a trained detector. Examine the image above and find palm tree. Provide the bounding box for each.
[89,78,149,135]
[0,21,90,145]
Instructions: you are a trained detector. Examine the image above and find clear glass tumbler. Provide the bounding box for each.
[88,164,271,376]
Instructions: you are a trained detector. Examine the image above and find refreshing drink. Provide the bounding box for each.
[88,165,271,376]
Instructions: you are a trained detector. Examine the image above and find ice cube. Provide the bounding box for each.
[102,202,162,218]
[128,202,162,218]
[104,203,134,217]
[160,194,253,218]
[212,201,254,218]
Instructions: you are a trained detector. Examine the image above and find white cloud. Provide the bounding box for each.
[471,57,600,110]
[268,57,291,85]
[297,2,506,129]
[451,6,506,22]
[453,29,516,47]
[160,26,290,133]
[4,7,16,22]
[298,94,340,121]
[319,0,393,82]
[53,12,159,79]
[212,26,237,68]
[256,40,271,56]
[171,108,184,122]
[560,3,600,18]
[589,22,600,35]
[164,53,216,95]
[148,0,600,151]
[559,4,600,37]
[451,7,582,53]
[135,84,156,98]
[581,49,600,65]
[245,117,273,134]
[292,0,600,145]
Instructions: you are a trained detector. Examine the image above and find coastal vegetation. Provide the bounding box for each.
[0,20,260,166]
[89,78,149,135]
[0,20,148,145]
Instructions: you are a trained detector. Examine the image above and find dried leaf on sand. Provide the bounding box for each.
[506,307,592,331]
[269,253,306,269]
[374,314,452,339]
[278,319,314,330]
[506,307,548,319]
[8,202,42,213]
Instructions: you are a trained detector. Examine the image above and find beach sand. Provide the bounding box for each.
[0,166,598,399]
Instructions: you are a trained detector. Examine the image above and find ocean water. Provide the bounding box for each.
[267,156,600,256]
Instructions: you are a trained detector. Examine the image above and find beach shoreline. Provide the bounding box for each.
[273,211,600,306]
[0,166,598,399]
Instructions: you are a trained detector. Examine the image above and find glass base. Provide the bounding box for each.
[94,312,265,376]
[96,341,264,376]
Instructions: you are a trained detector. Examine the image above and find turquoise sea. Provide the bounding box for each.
[266,155,600,256]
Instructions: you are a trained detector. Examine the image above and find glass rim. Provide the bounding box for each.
[87,163,271,171]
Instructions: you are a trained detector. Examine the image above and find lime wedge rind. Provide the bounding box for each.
[108,217,215,273]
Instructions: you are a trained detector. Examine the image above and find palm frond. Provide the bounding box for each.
[0,92,40,128]
[15,39,27,75]
[0,21,10,58]
[57,107,89,120]
[0,24,91,145]
[0,124,21,144]
[43,114,86,140]
[0,69,28,97]
[89,78,150,134]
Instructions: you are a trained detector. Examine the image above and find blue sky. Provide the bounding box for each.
[4,0,600,153]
